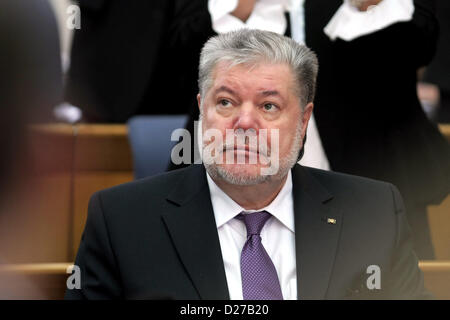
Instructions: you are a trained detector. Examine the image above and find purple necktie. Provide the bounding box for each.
[237,211,283,300]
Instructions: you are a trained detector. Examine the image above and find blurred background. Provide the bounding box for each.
[0,0,449,299]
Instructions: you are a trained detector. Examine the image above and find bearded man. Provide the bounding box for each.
[66,29,430,300]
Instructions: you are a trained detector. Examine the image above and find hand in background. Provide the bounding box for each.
[231,0,257,22]
[350,0,384,11]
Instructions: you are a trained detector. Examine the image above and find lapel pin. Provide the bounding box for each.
[327,218,337,225]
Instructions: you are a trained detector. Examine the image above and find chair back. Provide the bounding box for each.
[127,115,188,179]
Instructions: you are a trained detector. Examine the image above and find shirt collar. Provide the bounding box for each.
[206,170,295,233]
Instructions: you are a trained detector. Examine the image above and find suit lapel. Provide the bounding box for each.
[292,166,343,299]
[161,164,343,300]
[162,165,229,300]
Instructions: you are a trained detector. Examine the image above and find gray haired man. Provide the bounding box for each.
[67,29,430,300]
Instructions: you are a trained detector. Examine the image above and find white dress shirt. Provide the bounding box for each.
[206,170,297,300]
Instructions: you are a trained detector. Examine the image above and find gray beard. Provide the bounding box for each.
[203,122,303,186]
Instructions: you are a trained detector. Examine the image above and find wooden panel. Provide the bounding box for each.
[420,261,450,300]
[0,262,72,274]
[70,124,134,260]
[0,263,71,299]
[439,124,450,142]
[29,124,74,173]
[74,124,132,171]
[30,124,74,136]
[71,171,133,261]
[428,195,450,259]
[0,174,72,263]
[0,125,73,263]
[428,124,449,259]
[28,124,133,261]
[0,261,448,300]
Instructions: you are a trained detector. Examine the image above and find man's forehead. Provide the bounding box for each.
[212,85,285,102]
[210,61,294,92]
[213,60,291,76]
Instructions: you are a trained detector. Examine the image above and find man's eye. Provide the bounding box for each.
[218,99,232,107]
[263,103,278,112]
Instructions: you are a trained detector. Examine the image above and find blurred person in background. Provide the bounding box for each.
[0,0,63,298]
[0,0,63,124]
[306,0,450,259]
[64,0,207,122]
[419,0,450,123]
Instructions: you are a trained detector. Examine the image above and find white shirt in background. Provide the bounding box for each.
[325,0,414,41]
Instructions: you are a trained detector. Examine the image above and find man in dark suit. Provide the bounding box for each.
[66,29,429,300]
[305,0,450,259]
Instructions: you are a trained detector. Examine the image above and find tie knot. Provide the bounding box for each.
[237,211,272,236]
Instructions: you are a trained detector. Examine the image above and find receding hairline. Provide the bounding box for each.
[200,59,302,104]
[198,29,319,109]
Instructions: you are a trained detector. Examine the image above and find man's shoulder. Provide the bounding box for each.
[299,166,401,211]
[305,166,391,188]
[92,166,194,207]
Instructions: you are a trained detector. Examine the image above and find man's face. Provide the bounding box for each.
[199,61,313,185]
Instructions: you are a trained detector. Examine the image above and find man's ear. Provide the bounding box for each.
[297,102,314,162]
[301,102,314,139]
[197,94,202,111]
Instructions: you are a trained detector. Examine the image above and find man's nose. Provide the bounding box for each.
[234,102,259,130]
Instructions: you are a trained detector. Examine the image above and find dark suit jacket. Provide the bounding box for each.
[305,0,450,208]
[66,164,430,299]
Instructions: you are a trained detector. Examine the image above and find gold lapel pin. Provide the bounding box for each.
[327,218,337,225]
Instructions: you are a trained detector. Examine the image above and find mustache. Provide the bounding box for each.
[223,145,261,154]
[201,128,277,159]
[203,137,271,158]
